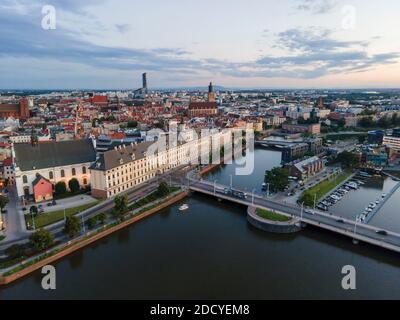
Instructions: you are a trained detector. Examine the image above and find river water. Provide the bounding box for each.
[1,148,400,299]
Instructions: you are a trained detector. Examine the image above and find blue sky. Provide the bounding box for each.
[1,0,400,89]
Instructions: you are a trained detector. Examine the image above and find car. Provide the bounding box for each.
[305,209,315,215]
[1,209,7,214]
[336,219,345,223]
[376,230,388,236]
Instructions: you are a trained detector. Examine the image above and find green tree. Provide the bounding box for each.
[265,167,289,193]
[359,116,375,128]
[68,178,80,193]
[29,229,54,251]
[55,181,67,195]
[299,193,315,207]
[97,212,106,225]
[5,244,25,259]
[335,151,358,168]
[157,181,170,197]
[87,217,98,230]
[114,195,128,216]
[29,205,38,216]
[0,195,9,212]
[127,120,138,128]
[64,216,81,238]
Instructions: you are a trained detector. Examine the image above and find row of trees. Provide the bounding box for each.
[358,113,400,129]
[55,178,81,196]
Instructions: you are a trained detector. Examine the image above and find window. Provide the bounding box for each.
[83,178,88,185]
[49,171,54,179]
[61,170,65,178]
[22,175,28,184]
[72,168,76,176]
[82,166,87,174]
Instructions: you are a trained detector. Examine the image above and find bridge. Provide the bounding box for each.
[188,178,400,254]
[255,140,304,148]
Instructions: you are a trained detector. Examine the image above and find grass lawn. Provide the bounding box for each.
[25,200,100,229]
[256,208,291,222]
[300,170,352,204]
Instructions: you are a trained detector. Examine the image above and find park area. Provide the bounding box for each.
[299,170,352,206]
[256,208,291,222]
[25,201,100,229]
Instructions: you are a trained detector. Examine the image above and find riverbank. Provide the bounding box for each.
[0,190,188,285]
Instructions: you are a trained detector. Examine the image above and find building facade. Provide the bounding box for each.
[13,139,96,202]
[90,130,230,199]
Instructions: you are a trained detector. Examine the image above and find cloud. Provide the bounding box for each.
[295,0,338,14]
[209,28,400,79]
[0,2,399,87]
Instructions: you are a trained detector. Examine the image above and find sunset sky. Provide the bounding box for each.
[1,0,400,89]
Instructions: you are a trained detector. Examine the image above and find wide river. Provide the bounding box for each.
[1,148,400,299]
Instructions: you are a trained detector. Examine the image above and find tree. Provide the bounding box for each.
[64,216,81,238]
[299,192,315,207]
[358,135,366,144]
[127,120,138,128]
[0,195,9,212]
[377,116,390,129]
[29,229,54,251]
[335,151,358,168]
[68,178,80,193]
[5,244,25,259]
[97,212,106,225]
[157,181,170,197]
[114,195,128,216]
[265,167,289,193]
[359,116,375,128]
[87,217,98,230]
[55,181,67,195]
[29,205,38,216]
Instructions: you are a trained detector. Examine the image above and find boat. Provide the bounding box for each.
[382,193,387,198]
[179,204,189,211]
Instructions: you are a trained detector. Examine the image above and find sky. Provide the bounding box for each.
[1,0,400,89]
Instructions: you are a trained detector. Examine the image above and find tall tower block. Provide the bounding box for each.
[142,73,148,93]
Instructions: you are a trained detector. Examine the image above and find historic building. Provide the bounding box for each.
[188,82,218,118]
[90,130,229,199]
[13,138,96,202]
[0,98,30,119]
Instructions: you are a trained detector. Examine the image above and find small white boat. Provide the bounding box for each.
[179,204,189,211]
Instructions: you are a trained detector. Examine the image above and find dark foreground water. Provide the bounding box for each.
[2,148,400,299]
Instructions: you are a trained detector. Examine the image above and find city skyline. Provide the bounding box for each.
[1,0,400,89]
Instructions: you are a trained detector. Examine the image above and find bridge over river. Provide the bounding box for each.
[188,178,400,254]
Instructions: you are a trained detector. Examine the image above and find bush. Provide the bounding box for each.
[64,216,81,238]
[157,181,170,197]
[87,217,98,230]
[55,181,67,195]
[29,229,54,252]
[68,178,80,193]
[5,244,25,259]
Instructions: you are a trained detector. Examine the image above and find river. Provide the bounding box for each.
[1,148,400,299]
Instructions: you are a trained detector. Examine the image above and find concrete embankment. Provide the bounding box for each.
[0,191,188,285]
[247,206,302,234]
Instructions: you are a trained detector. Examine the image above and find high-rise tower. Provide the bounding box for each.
[208,82,216,102]
[142,73,148,94]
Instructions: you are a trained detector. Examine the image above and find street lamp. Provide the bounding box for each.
[31,210,36,230]
[300,202,304,221]
[353,215,361,237]
[313,193,317,211]
[214,180,217,196]
[81,215,85,234]
[252,188,256,205]
[230,174,233,189]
